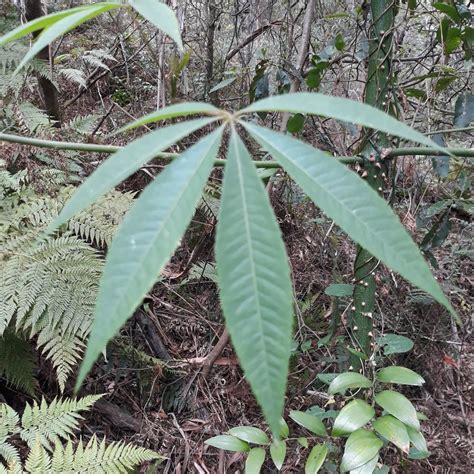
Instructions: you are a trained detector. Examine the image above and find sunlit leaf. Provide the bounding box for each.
[245,447,266,473]
[76,128,224,389]
[205,435,250,452]
[327,372,372,395]
[373,415,410,453]
[241,123,457,321]
[270,440,286,470]
[375,391,420,431]
[340,429,383,472]
[376,366,425,386]
[332,400,375,436]
[289,411,327,437]
[215,129,293,434]
[305,444,328,473]
[228,427,269,445]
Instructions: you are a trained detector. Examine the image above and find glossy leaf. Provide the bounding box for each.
[332,400,375,436]
[0,5,89,47]
[407,427,429,454]
[270,440,286,470]
[129,0,183,50]
[373,415,410,453]
[341,429,383,472]
[289,411,327,437]
[76,128,224,389]
[245,447,266,473]
[242,123,457,320]
[15,3,122,73]
[305,444,328,474]
[376,366,425,386]
[376,334,414,355]
[327,372,372,395]
[205,435,249,452]
[49,118,216,231]
[241,93,447,150]
[215,129,293,434]
[228,426,269,445]
[350,455,379,474]
[278,418,290,439]
[375,391,420,431]
[116,102,221,133]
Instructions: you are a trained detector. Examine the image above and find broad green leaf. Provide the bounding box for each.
[129,0,183,50]
[205,435,250,452]
[228,427,269,445]
[245,447,266,474]
[215,129,293,433]
[287,113,305,133]
[350,455,378,474]
[373,415,410,453]
[408,447,431,460]
[375,391,420,431]
[270,440,286,470]
[325,283,354,297]
[15,3,122,73]
[376,334,413,355]
[240,93,447,150]
[433,3,461,23]
[376,367,425,386]
[76,128,224,389]
[242,123,457,321]
[49,118,216,231]
[305,444,328,474]
[341,430,383,472]
[407,427,429,454]
[0,5,89,47]
[117,102,221,133]
[332,400,375,436]
[327,372,372,395]
[289,411,327,436]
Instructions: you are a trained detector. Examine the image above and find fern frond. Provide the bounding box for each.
[20,395,103,450]
[82,49,117,72]
[64,114,99,136]
[58,68,86,88]
[16,102,56,133]
[0,404,20,438]
[0,331,36,396]
[24,439,51,473]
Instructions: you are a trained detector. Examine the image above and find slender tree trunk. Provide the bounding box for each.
[23,0,61,124]
[204,0,217,99]
[350,0,397,366]
[280,0,316,131]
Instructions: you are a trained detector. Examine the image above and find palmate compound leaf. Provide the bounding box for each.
[215,128,293,434]
[241,122,457,321]
[48,118,217,232]
[76,127,224,389]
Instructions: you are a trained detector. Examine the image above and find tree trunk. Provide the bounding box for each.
[349,0,397,366]
[204,0,217,99]
[23,0,61,124]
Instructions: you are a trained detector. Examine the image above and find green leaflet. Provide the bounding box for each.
[289,411,327,437]
[376,366,425,386]
[375,391,420,432]
[116,102,220,133]
[49,118,216,232]
[228,427,269,445]
[0,6,90,46]
[305,444,328,474]
[240,93,445,151]
[270,440,286,470]
[205,435,249,452]
[215,129,293,434]
[15,3,123,74]
[76,128,224,389]
[129,0,184,51]
[328,372,372,396]
[245,448,266,474]
[332,400,375,436]
[242,122,457,320]
[373,415,410,453]
[341,429,383,472]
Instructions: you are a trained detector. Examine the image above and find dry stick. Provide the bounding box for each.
[201,328,230,377]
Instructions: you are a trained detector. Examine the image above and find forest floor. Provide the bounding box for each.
[71,161,472,473]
